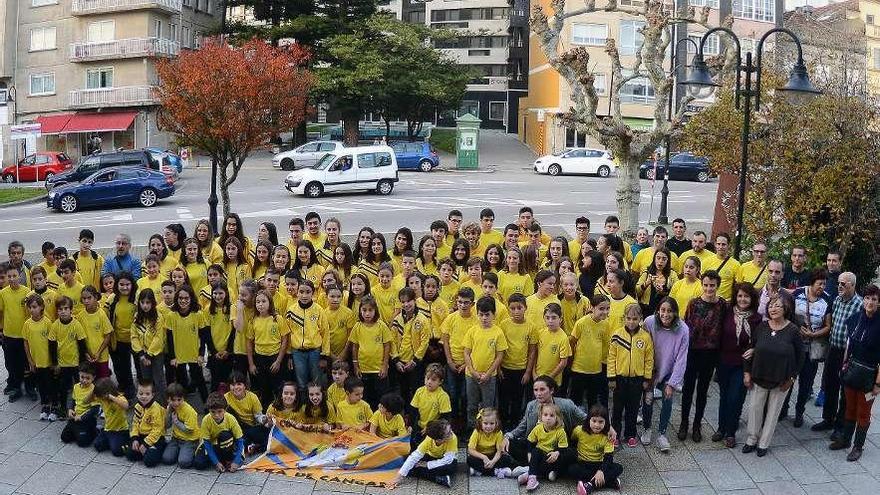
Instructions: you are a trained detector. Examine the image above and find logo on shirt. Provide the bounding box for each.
[374,335,383,344]
[309,314,319,323]
[636,339,645,349]
[550,343,559,354]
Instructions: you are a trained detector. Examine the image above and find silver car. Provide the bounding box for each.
[272,141,343,171]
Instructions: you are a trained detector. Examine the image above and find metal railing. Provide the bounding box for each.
[72,0,182,14]
[69,85,158,108]
[70,38,179,61]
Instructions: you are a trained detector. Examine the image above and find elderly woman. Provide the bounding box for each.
[742,293,804,457]
[830,284,880,461]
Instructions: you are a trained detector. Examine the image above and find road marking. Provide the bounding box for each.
[111,214,133,221]
[176,207,194,220]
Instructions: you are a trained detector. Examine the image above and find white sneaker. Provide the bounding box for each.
[495,467,511,479]
[657,434,671,452]
[548,471,557,481]
[640,428,652,445]
[511,466,529,478]
[469,467,481,476]
[48,412,58,422]
[39,412,48,421]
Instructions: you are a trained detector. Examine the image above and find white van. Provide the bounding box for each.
[283,145,399,198]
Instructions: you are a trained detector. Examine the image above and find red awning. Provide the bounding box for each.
[63,111,138,133]
[35,113,74,135]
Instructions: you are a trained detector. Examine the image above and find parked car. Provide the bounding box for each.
[284,145,399,198]
[2,152,72,183]
[533,148,615,177]
[145,147,183,173]
[47,166,175,213]
[390,141,439,172]
[273,141,343,171]
[46,150,177,190]
[640,152,711,182]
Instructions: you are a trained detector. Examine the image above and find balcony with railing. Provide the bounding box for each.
[70,38,180,62]
[69,85,158,108]
[71,0,182,15]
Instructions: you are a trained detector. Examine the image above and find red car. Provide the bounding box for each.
[2,152,73,183]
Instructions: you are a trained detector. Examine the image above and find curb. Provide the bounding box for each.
[434,167,496,174]
[0,194,46,209]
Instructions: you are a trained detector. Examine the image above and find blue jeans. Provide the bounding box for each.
[642,384,674,435]
[716,363,746,437]
[94,429,129,456]
[291,349,320,391]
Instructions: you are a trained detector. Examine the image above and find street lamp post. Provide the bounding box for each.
[683,27,820,259]
[658,35,699,225]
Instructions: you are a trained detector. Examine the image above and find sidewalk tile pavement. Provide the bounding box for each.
[0,359,874,495]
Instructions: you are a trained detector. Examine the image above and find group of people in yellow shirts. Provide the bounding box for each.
[0,207,787,492]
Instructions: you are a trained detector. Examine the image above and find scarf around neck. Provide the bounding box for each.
[733,307,754,340]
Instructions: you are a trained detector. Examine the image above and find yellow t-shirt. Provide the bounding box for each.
[207,309,232,354]
[320,305,356,358]
[184,262,208,294]
[439,280,461,311]
[107,296,136,344]
[201,412,243,443]
[528,423,569,453]
[72,382,96,416]
[571,315,610,373]
[224,390,262,426]
[23,316,52,368]
[335,399,372,427]
[267,404,302,423]
[525,293,557,328]
[132,314,167,357]
[230,304,253,355]
[607,294,637,333]
[463,325,508,375]
[417,298,449,333]
[395,311,432,363]
[348,321,393,373]
[468,429,503,456]
[99,394,129,432]
[48,318,86,367]
[327,382,346,409]
[676,249,718,275]
[166,310,208,364]
[247,315,289,356]
[534,328,572,384]
[371,280,402,326]
[168,401,201,441]
[77,308,113,362]
[417,433,458,458]
[571,425,613,462]
[0,285,30,338]
[410,386,451,429]
[74,251,105,289]
[136,276,164,298]
[499,318,539,370]
[55,281,85,315]
[559,295,591,336]
[736,260,768,290]
[714,255,742,301]
[498,272,534,303]
[440,311,478,365]
[670,278,704,318]
[369,411,407,438]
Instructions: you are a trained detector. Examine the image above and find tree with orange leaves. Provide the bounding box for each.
[156,37,312,216]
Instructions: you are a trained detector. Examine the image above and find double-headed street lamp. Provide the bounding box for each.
[683,27,820,259]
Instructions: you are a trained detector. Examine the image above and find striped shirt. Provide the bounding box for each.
[830,293,863,349]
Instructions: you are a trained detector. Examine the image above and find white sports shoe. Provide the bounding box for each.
[641,428,653,446]
[657,434,671,452]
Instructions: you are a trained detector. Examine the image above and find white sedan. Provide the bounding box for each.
[533,148,615,177]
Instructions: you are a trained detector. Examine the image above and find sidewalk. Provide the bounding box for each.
[0,355,877,494]
[436,129,536,171]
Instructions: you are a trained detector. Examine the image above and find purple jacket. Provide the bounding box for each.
[644,315,690,391]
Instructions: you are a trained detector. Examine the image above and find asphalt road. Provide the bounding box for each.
[1,151,718,253]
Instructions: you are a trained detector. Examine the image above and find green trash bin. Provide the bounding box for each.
[455,113,481,170]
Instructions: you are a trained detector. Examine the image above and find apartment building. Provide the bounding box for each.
[861,0,880,94]
[0,0,218,165]
[384,0,529,132]
[519,0,784,155]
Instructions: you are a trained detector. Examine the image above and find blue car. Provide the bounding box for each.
[145,147,183,173]
[390,141,440,171]
[47,166,175,213]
